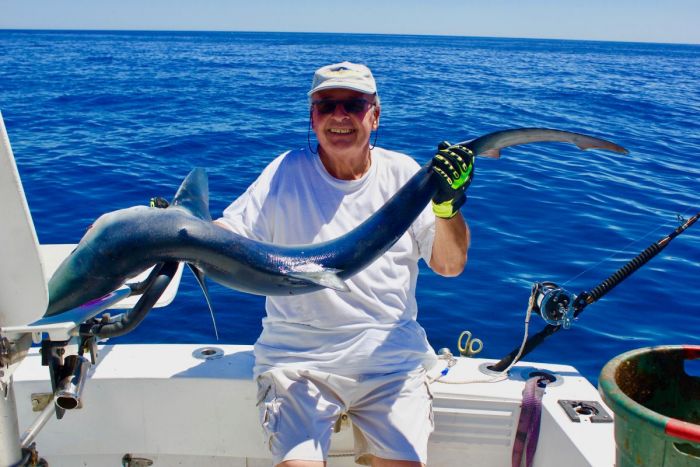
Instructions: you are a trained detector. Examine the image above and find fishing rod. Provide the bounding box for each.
[489,212,700,373]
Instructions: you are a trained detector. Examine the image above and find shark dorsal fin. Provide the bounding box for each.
[172,168,212,221]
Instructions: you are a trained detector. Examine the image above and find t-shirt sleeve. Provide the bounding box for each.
[216,152,288,242]
[217,177,269,241]
[411,203,435,265]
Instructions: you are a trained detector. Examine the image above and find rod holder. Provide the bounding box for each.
[55,355,90,410]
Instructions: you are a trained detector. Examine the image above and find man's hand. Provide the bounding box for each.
[431,141,474,219]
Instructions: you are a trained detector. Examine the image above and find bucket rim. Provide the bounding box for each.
[598,344,700,444]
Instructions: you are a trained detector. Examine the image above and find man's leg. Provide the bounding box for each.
[350,369,433,466]
[277,461,326,467]
[257,369,347,465]
[371,458,422,467]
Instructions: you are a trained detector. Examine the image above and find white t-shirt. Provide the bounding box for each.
[218,146,438,376]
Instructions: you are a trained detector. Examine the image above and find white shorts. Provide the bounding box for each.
[256,367,434,465]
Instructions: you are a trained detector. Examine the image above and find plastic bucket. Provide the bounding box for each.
[599,345,700,466]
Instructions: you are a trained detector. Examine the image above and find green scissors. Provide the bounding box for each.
[458,330,483,357]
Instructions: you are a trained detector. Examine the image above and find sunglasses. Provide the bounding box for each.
[312,98,374,115]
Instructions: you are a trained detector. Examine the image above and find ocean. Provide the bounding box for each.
[1,30,698,383]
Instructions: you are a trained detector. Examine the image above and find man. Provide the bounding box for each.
[215,62,473,466]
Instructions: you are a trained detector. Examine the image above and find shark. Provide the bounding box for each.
[45,128,628,317]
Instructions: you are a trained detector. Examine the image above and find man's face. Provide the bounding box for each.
[311,88,379,156]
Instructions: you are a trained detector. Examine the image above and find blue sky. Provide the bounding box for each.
[2,0,699,44]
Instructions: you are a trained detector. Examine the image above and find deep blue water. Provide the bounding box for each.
[1,30,699,383]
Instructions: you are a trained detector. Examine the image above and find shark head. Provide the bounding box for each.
[46,207,154,316]
[45,168,211,316]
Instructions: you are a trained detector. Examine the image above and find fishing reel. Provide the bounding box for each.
[531,282,576,329]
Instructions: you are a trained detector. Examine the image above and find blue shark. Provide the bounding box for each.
[45,128,627,316]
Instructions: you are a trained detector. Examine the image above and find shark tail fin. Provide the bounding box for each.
[465,128,628,158]
[188,263,219,340]
[172,168,212,221]
[480,149,502,159]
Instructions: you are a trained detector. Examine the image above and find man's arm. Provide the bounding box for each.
[429,214,469,277]
[427,141,474,277]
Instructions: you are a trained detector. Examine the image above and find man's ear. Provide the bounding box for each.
[372,107,381,130]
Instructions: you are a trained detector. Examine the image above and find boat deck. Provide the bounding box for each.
[12,343,615,466]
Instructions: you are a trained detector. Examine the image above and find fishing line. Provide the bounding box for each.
[430,292,536,385]
[489,208,699,371]
[561,205,697,287]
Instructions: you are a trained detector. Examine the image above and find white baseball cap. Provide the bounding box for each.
[308,62,378,99]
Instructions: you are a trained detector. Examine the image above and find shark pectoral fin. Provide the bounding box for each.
[187,263,219,340]
[287,270,350,292]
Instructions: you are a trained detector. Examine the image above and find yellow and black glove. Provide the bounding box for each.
[149,197,170,208]
[431,141,474,219]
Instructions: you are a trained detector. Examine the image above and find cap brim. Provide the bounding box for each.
[307,81,376,97]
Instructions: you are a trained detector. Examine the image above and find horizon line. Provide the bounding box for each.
[1,27,699,47]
